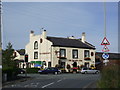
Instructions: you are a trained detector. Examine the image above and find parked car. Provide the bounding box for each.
[80,67,100,74]
[17,68,26,74]
[38,67,61,74]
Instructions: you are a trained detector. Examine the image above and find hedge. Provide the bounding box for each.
[2,67,19,81]
[26,68,39,73]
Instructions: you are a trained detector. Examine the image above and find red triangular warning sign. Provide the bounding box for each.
[102,45,110,52]
[101,37,110,45]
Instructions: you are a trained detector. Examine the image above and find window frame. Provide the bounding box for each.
[72,49,78,59]
[60,49,66,58]
[34,41,38,49]
[34,52,38,59]
[84,50,90,58]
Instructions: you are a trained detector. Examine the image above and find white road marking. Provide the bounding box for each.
[57,79,62,82]
[42,82,54,88]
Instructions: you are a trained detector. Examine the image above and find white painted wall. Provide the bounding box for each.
[14,50,24,60]
[25,30,95,68]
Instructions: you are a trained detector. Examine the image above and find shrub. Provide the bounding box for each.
[26,68,39,73]
[2,66,19,81]
[97,64,120,88]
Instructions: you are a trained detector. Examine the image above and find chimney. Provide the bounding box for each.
[42,30,47,39]
[30,30,34,37]
[30,30,34,41]
[68,36,75,39]
[81,32,86,43]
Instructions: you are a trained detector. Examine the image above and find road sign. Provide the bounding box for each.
[103,60,109,63]
[102,53,109,59]
[102,45,110,52]
[101,37,110,45]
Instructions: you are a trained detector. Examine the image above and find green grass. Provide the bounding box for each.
[97,64,120,88]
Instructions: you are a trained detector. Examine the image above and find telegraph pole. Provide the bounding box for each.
[0,0,2,89]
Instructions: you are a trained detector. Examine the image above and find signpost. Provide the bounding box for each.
[101,37,110,66]
[101,37,110,45]
[102,45,110,52]
[101,1,110,66]
[102,53,109,60]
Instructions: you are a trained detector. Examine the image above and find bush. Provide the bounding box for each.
[26,68,39,73]
[2,66,19,81]
[97,65,120,88]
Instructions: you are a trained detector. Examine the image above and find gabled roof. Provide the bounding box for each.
[47,36,95,49]
[96,52,120,60]
[16,49,25,55]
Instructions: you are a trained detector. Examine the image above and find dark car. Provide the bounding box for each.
[17,68,26,74]
[38,67,61,74]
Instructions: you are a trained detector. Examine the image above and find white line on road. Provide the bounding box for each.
[57,79,62,82]
[42,82,54,88]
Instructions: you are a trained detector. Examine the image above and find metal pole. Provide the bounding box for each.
[0,0,2,89]
[104,0,107,37]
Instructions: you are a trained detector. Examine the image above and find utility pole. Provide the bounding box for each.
[0,0,2,89]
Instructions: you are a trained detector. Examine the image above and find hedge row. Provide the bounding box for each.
[2,67,19,81]
[26,68,39,73]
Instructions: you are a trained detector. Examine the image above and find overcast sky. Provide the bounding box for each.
[2,2,118,53]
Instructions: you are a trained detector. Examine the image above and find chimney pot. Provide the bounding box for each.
[30,30,34,33]
[82,32,86,43]
[42,30,47,39]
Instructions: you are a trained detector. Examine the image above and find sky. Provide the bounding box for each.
[2,2,118,53]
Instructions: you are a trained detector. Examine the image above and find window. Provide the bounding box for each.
[48,62,51,67]
[84,50,90,58]
[34,41,38,49]
[72,50,78,59]
[34,52,38,59]
[60,49,66,57]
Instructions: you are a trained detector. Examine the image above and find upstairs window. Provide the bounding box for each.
[34,41,38,49]
[60,49,66,57]
[72,50,78,59]
[84,50,90,58]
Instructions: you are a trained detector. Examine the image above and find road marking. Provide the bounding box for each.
[42,82,54,88]
[57,79,62,82]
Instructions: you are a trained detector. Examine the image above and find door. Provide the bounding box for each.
[84,62,89,68]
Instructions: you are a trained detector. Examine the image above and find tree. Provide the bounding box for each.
[2,42,15,68]
[2,42,19,81]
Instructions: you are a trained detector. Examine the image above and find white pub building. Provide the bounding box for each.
[25,30,96,69]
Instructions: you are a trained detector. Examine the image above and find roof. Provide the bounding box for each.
[47,36,95,49]
[16,49,25,55]
[96,52,120,60]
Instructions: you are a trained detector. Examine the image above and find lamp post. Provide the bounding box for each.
[0,0,2,89]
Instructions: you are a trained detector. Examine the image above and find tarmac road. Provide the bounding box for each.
[3,73,100,88]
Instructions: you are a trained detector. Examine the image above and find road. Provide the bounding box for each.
[3,73,100,88]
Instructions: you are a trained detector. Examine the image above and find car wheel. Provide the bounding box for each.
[84,71,87,74]
[95,71,99,74]
[58,72,61,74]
[54,72,58,75]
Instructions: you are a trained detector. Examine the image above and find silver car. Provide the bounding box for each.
[81,67,100,74]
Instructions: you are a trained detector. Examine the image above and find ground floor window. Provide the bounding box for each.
[84,62,89,68]
[58,60,66,68]
[34,52,38,59]
[48,62,51,67]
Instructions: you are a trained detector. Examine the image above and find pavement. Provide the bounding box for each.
[2,73,100,88]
